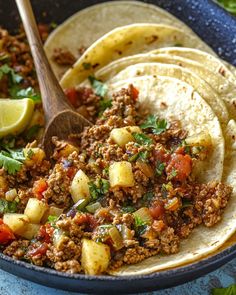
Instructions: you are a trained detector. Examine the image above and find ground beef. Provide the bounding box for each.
[52,48,76,66]
[3,240,30,259]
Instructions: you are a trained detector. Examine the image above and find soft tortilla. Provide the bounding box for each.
[59,23,215,89]
[44,1,209,79]
[106,76,233,276]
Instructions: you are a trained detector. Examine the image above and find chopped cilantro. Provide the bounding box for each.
[122,206,136,213]
[48,215,58,223]
[98,97,112,116]
[26,149,35,159]
[155,161,165,176]
[0,199,18,214]
[140,191,154,206]
[132,133,153,145]
[82,62,92,70]
[24,125,41,141]
[181,140,191,154]
[88,178,110,200]
[0,151,23,174]
[50,22,58,29]
[168,169,178,180]
[12,86,41,102]
[134,215,148,235]
[0,64,22,84]
[129,150,149,162]
[140,115,168,135]
[212,284,236,295]
[0,54,10,62]
[88,76,108,97]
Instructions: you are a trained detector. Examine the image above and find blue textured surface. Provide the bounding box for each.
[1,258,236,295]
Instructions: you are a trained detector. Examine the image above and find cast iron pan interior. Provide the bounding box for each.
[0,0,236,293]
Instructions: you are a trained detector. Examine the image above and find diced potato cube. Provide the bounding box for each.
[16,223,40,240]
[24,198,48,223]
[109,161,134,188]
[81,239,110,275]
[70,170,90,203]
[53,228,67,250]
[5,189,17,201]
[110,128,134,148]
[3,213,29,233]
[125,126,142,134]
[185,132,212,148]
[41,206,64,224]
[23,148,46,166]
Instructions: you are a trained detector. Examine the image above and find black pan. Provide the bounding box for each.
[0,0,236,293]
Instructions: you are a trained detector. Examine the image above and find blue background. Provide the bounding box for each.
[1,258,236,295]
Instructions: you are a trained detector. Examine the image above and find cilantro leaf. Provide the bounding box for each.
[122,206,136,213]
[134,215,148,235]
[0,199,18,214]
[168,168,178,180]
[88,76,108,97]
[140,115,168,135]
[88,178,110,200]
[0,64,23,84]
[155,161,165,176]
[98,97,112,116]
[132,133,153,145]
[12,87,41,102]
[0,151,23,174]
[212,284,236,295]
[129,150,149,162]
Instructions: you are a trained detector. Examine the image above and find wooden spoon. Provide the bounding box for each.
[15,0,92,157]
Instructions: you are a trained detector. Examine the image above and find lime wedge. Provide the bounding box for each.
[0,98,34,137]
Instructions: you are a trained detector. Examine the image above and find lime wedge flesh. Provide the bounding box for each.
[0,98,34,137]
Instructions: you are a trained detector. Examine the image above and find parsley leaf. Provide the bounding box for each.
[98,97,112,116]
[12,87,41,102]
[155,161,165,176]
[212,284,236,295]
[132,133,153,145]
[88,178,110,200]
[0,199,18,214]
[140,115,168,135]
[0,64,23,84]
[0,151,23,174]
[88,76,108,97]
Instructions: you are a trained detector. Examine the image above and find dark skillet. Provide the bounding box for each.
[0,0,236,293]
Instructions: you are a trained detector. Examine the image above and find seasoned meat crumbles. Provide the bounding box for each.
[0,83,232,274]
[0,28,232,275]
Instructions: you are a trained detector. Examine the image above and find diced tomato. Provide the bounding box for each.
[129,84,139,101]
[174,146,185,155]
[32,179,48,200]
[67,166,77,179]
[166,153,192,182]
[0,220,15,244]
[149,202,165,219]
[153,147,171,163]
[28,242,48,257]
[37,224,53,244]
[75,213,98,230]
[65,87,79,107]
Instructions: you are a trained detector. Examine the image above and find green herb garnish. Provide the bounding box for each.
[88,178,110,200]
[155,161,165,176]
[168,169,178,180]
[182,199,192,209]
[24,125,41,141]
[88,76,108,97]
[82,62,92,70]
[98,97,112,116]
[212,284,236,295]
[0,64,22,84]
[132,133,153,145]
[122,206,136,213]
[0,151,23,174]
[140,115,168,135]
[11,86,41,102]
[0,199,18,214]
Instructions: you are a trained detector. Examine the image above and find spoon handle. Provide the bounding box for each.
[15,0,71,122]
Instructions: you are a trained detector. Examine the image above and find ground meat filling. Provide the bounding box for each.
[0,85,231,275]
[0,28,232,275]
